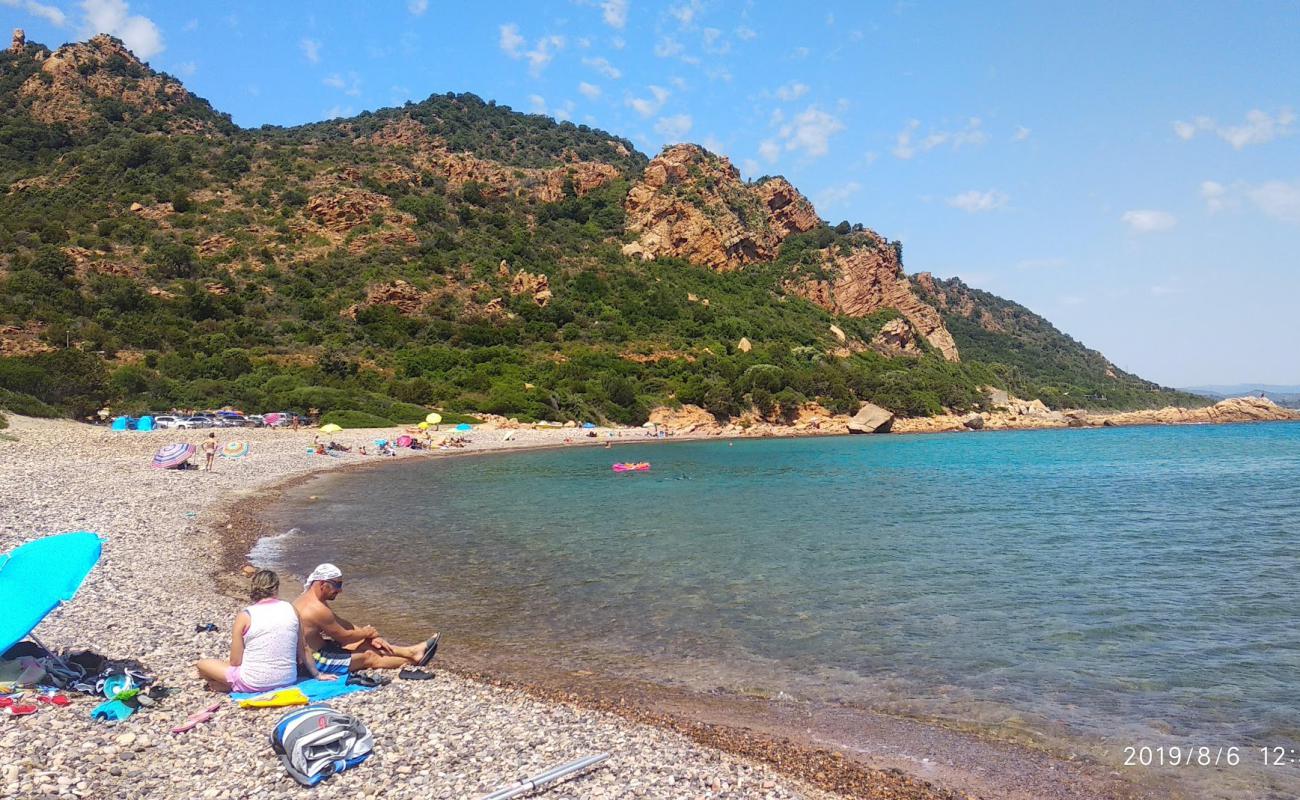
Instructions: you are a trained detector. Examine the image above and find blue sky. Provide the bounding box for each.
[5,1,1299,386]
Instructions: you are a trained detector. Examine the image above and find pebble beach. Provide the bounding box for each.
[0,415,960,800]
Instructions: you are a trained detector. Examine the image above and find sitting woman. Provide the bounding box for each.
[195,570,335,693]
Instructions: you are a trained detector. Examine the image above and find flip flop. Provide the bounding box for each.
[415,633,440,667]
[36,694,70,706]
[171,702,221,734]
[2,704,37,716]
[398,668,434,681]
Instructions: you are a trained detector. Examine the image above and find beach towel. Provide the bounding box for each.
[237,687,309,709]
[230,676,372,706]
[270,704,373,787]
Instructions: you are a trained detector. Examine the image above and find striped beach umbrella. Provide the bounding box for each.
[151,443,196,469]
[221,440,250,459]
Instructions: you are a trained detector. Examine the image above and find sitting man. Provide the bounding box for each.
[293,564,439,675]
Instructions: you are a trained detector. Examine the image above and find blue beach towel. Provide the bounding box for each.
[230,676,372,705]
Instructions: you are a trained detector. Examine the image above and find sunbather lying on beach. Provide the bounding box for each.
[195,570,335,693]
[292,564,438,674]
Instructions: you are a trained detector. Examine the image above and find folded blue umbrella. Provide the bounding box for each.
[0,532,102,656]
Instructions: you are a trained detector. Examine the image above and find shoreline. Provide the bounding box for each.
[234,427,1220,800]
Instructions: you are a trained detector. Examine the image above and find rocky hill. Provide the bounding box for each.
[0,33,1201,425]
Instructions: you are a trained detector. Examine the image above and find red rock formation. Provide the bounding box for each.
[870,318,922,357]
[18,36,216,133]
[366,118,619,203]
[508,270,552,307]
[341,280,433,319]
[789,236,960,362]
[623,144,818,271]
[305,189,393,232]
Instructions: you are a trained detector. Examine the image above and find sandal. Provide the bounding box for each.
[36,694,70,707]
[2,704,37,716]
[415,633,440,667]
[171,701,221,734]
[398,668,434,681]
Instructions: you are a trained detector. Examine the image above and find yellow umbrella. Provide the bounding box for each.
[320,423,342,433]
[418,422,429,430]
[425,412,442,425]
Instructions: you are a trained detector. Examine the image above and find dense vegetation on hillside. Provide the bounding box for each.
[915,276,1203,410]
[0,37,1200,425]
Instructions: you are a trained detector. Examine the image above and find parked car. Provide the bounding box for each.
[245,414,265,428]
[178,416,213,429]
[154,415,180,429]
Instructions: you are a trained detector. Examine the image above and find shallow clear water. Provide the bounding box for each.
[260,423,1300,794]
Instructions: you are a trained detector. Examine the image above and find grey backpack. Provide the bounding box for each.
[270,704,374,786]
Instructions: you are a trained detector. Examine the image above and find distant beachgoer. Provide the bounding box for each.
[292,416,300,432]
[293,564,439,674]
[202,432,217,471]
[195,570,334,693]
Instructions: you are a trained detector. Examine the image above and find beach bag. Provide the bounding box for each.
[270,704,373,787]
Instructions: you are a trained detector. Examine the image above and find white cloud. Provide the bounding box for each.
[1122,209,1177,233]
[1012,125,1031,142]
[2,0,67,26]
[1200,180,1227,212]
[1247,181,1300,224]
[893,117,988,159]
[741,158,761,177]
[582,56,621,79]
[774,81,809,102]
[499,23,525,57]
[528,94,547,113]
[172,60,196,78]
[735,25,756,40]
[300,38,321,64]
[1173,108,1296,149]
[407,0,428,15]
[578,81,601,100]
[779,106,844,159]
[182,18,197,32]
[654,36,684,58]
[602,0,628,29]
[499,24,565,76]
[816,181,862,209]
[758,139,780,164]
[323,105,353,119]
[700,134,725,155]
[627,85,669,117]
[669,1,700,25]
[654,113,693,139]
[81,0,164,60]
[947,189,1008,213]
[323,72,361,97]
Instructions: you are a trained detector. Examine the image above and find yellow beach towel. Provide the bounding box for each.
[237,687,309,709]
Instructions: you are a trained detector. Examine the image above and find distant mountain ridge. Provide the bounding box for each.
[0,33,1202,424]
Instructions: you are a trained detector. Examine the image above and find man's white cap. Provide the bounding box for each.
[305,563,343,589]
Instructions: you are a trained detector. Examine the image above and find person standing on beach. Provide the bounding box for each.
[201,432,217,471]
[292,564,439,674]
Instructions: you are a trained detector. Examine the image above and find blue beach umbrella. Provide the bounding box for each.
[454,423,472,432]
[0,532,103,655]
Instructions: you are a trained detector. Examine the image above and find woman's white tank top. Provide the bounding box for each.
[239,599,299,690]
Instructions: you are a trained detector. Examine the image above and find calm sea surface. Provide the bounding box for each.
[259,423,1300,796]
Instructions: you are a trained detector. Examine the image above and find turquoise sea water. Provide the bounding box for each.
[261,423,1300,795]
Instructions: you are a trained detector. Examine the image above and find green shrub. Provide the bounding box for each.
[0,387,60,418]
[319,410,396,429]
